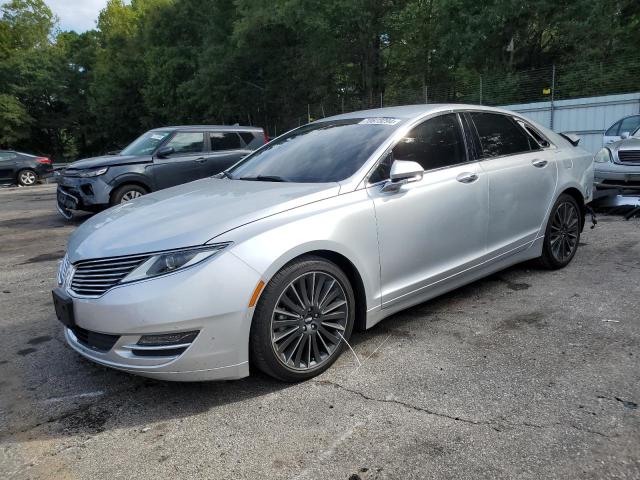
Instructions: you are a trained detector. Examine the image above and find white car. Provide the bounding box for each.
[53,104,594,382]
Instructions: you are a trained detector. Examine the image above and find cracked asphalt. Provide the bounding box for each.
[1,184,639,479]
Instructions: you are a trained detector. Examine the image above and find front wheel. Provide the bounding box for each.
[250,256,356,382]
[18,169,38,186]
[110,184,147,206]
[539,194,581,269]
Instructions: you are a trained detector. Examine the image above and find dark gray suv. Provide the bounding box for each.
[56,125,266,218]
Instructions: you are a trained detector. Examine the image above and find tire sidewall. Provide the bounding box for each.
[111,185,146,206]
[250,257,356,382]
[542,194,581,268]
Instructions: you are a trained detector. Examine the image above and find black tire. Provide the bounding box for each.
[539,193,582,270]
[17,169,38,186]
[110,184,147,206]
[250,256,356,382]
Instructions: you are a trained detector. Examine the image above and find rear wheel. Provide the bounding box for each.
[250,256,355,382]
[110,184,147,206]
[17,169,38,186]
[539,194,581,269]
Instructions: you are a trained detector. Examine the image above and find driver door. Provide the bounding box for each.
[367,113,488,310]
[152,131,206,189]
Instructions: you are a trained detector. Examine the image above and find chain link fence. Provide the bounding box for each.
[270,54,640,136]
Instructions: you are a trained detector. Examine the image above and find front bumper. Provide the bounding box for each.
[594,164,640,190]
[57,175,113,212]
[60,251,261,381]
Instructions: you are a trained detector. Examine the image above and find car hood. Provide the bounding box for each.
[609,136,640,152]
[67,178,340,262]
[66,154,152,170]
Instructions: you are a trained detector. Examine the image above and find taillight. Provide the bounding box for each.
[36,157,52,164]
[263,131,269,144]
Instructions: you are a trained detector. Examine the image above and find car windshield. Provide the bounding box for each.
[228,118,400,182]
[120,130,172,156]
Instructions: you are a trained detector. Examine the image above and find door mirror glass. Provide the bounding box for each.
[155,146,175,158]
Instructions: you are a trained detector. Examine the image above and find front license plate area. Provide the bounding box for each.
[52,288,75,328]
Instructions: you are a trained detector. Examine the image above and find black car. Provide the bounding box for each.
[56,125,267,218]
[0,150,53,186]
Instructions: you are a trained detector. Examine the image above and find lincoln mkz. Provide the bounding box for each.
[53,105,594,382]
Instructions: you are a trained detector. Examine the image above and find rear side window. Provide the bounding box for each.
[516,120,550,149]
[166,132,205,154]
[392,113,467,171]
[210,132,242,151]
[239,132,255,145]
[0,151,16,160]
[605,121,621,136]
[619,116,640,135]
[470,112,531,157]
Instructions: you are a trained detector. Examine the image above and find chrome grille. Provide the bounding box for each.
[71,253,151,296]
[618,150,640,164]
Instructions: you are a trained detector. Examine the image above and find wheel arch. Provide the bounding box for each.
[109,176,152,202]
[559,186,586,230]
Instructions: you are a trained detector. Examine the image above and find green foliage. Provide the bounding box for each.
[0,0,638,160]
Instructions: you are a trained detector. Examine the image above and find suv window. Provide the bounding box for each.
[239,132,256,145]
[470,112,531,157]
[605,121,621,136]
[210,132,242,151]
[165,132,204,154]
[392,113,467,171]
[619,116,640,135]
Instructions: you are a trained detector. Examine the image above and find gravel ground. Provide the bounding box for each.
[0,184,639,480]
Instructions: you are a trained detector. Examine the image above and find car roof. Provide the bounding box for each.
[321,103,521,122]
[150,125,262,132]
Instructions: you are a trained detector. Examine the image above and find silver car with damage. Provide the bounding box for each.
[594,128,640,191]
[52,105,594,382]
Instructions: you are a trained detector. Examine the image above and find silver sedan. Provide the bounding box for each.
[52,105,594,382]
[594,129,640,191]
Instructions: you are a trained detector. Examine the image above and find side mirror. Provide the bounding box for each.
[155,146,175,158]
[621,131,630,140]
[382,160,423,192]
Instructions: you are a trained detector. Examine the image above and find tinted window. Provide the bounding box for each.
[239,132,255,145]
[211,132,242,151]
[392,113,466,171]
[0,152,16,160]
[229,119,397,183]
[470,112,531,157]
[165,132,204,154]
[605,121,621,136]
[619,116,640,135]
[516,120,548,149]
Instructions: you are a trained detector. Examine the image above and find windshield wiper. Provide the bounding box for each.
[217,170,234,179]
[239,175,288,182]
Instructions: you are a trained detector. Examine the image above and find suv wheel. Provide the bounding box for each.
[110,184,147,206]
[250,256,356,382]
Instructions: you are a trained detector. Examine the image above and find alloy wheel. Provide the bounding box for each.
[20,171,36,186]
[270,271,349,371]
[120,190,143,202]
[549,201,579,262]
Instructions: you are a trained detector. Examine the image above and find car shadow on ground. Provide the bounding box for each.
[2,261,541,443]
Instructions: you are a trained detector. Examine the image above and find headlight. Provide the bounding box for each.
[78,167,109,177]
[594,148,612,163]
[122,243,231,283]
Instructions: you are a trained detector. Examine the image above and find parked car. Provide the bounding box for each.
[0,150,52,186]
[603,114,640,145]
[56,125,266,218]
[594,128,640,191]
[52,105,593,382]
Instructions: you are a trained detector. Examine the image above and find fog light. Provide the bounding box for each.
[137,330,199,347]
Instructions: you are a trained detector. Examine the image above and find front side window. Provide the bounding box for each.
[392,113,467,171]
[470,112,531,157]
[228,119,398,183]
[165,132,205,155]
[211,132,242,151]
[121,130,172,156]
[619,116,640,135]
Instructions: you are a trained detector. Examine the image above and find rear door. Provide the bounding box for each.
[0,152,17,182]
[468,112,558,257]
[367,113,488,309]
[200,131,251,176]
[152,131,206,189]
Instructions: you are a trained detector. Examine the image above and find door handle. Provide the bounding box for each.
[195,157,207,163]
[531,159,548,168]
[456,172,479,184]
